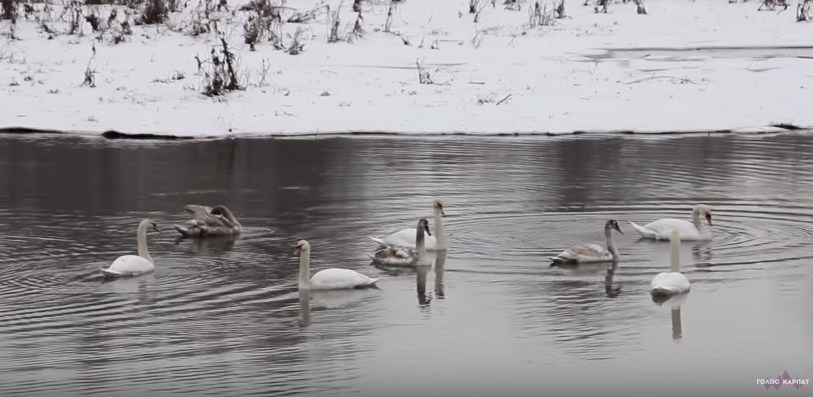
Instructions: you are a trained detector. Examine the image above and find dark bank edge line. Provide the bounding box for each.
[0,124,809,141]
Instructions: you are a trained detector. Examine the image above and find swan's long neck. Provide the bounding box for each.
[221,208,242,228]
[416,225,427,258]
[298,250,311,289]
[670,232,681,273]
[136,222,153,263]
[605,225,620,261]
[434,208,447,249]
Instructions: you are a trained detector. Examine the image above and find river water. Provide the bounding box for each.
[0,133,810,396]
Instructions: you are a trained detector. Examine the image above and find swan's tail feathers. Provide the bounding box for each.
[100,267,122,278]
[367,277,383,287]
[549,255,576,267]
[366,252,377,261]
[369,236,389,247]
[629,221,657,239]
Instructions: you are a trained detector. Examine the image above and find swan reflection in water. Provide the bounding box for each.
[692,241,713,267]
[550,258,620,298]
[297,286,382,327]
[652,291,689,342]
[434,249,447,300]
[416,249,448,306]
[99,274,157,306]
[604,260,621,298]
[298,289,311,327]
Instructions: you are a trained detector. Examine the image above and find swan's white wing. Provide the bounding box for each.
[310,268,381,290]
[630,221,659,239]
[372,228,437,250]
[101,255,154,277]
[553,243,611,263]
[639,218,709,240]
[650,272,691,295]
[372,228,412,246]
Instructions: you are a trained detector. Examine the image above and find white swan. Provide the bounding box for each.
[294,240,381,290]
[551,219,623,265]
[650,230,691,296]
[100,219,161,278]
[370,199,447,250]
[630,204,713,241]
[370,218,432,267]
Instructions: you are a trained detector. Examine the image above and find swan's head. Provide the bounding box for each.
[694,204,713,226]
[605,219,623,234]
[419,218,432,236]
[141,218,161,233]
[433,199,446,217]
[293,240,310,257]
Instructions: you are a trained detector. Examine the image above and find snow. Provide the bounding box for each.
[0,0,811,138]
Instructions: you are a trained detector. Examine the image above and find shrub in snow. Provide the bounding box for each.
[327,3,341,42]
[287,27,304,54]
[1,0,16,21]
[140,0,167,24]
[635,0,647,14]
[798,0,812,21]
[529,1,556,27]
[241,0,284,50]
[200,38,241,96]
[758,0,790,11]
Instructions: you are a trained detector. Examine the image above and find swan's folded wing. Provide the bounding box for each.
[566,243,608,258]
[391,246,415,259]
[375,246,414,259]
[196,214,231,228]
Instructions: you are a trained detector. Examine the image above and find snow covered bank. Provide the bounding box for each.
[1,0,812,138]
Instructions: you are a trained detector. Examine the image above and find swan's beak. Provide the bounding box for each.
[293,246,302,257]
[706,214,713,226]
[615,225,624,234]
[152,224,161,233]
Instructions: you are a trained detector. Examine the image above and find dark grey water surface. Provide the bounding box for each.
[0,134,811,396]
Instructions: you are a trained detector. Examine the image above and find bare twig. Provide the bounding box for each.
[624,75,698,84]
[496,93,512,105]
[416,58,433,84]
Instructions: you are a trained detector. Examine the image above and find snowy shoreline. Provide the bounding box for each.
[1,0,812,138]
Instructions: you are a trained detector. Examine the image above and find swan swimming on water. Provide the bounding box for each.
[370,218,432,267]
[371,199,447,250]
[294,240,381,290]
[100,219,161,278]
[630,204,713,241]
[175,204,242,237]
[551,219,623,265]
[650,230,691,297]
